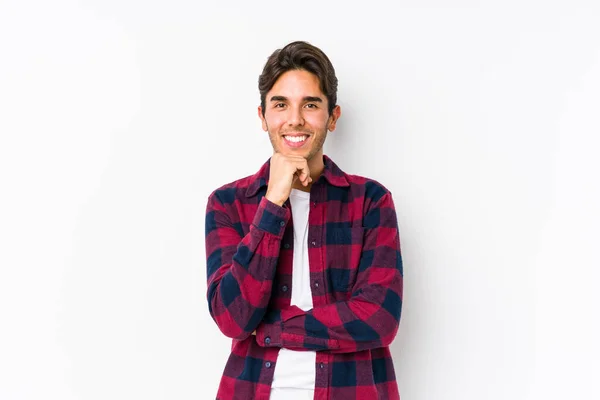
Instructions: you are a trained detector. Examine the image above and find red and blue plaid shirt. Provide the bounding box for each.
[205,154,403,400]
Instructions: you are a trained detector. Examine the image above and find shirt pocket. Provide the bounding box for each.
[325,226,365,295]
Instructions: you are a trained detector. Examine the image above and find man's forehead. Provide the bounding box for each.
[267,88,325,102]
[270,70,322,91]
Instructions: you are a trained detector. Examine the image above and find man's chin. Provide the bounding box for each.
[274,148,311,160]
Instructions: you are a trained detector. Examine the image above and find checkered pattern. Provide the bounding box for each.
[205,155,403,400]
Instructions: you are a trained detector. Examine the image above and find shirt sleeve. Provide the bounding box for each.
[205,193,290,340]
[255,191,403,353]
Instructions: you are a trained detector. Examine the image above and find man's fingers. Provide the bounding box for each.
[295,163,311,181]
[294,171,308,186]
[280,155,312,187]
[299,171,310,186]
[298,169,308,180]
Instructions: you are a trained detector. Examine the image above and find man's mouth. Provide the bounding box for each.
[283,135,308,143]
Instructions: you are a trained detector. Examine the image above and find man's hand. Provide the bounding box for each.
[252,330,256,336]
[265,153,312,206]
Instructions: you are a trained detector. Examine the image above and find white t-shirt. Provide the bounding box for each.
[270,188,316,399]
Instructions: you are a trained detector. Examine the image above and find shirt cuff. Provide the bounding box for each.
[257,320,283,348]
[251,196,290,238]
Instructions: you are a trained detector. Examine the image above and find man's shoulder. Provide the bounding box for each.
[328,155,389,193]
[207,173,257,205]
[344,171,393,202]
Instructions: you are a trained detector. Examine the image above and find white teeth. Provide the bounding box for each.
[284,135,307,143]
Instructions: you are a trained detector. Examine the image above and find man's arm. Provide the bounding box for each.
[206,154,313,340]
[255,190,403,353]
[205,192,289,340]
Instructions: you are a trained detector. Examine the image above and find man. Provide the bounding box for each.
[205,41,403,400]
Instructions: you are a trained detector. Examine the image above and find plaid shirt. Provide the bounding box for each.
[205,154,403,400]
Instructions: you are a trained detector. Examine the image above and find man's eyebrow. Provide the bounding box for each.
[269,95,324,102]
[303,96,323,103]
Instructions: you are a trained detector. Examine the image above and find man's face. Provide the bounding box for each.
[258,69,341,160]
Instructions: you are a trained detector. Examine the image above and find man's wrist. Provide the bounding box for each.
[265,192,285,207]
[251,197,290,238]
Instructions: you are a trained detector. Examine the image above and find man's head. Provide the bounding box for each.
[258,41,341,161]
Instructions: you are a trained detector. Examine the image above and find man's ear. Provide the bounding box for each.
[327,105,342,132]
[258,106,268,131]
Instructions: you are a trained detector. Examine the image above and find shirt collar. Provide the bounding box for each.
[245,154,350,198]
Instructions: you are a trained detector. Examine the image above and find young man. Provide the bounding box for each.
[205,41,403,400]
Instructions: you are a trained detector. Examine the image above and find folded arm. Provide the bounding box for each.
[256,190,403,353]
[205,193,289,340]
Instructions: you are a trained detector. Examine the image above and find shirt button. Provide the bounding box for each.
[265,361,272,368]
[281,285,288,292]
[265,337,271,345]
[311,241,317,246]
[279,221,285,227]
[284,243,290,249]
[319,362,324,369]
[314,281,319,288]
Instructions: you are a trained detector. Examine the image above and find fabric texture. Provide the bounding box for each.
[205,154,403,400]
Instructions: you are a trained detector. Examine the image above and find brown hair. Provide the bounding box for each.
[258,41,338,116]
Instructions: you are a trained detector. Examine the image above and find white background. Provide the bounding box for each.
[1,1,599,399]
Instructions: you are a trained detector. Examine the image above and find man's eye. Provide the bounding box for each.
[274,103,285,108]
[305,103,317,108]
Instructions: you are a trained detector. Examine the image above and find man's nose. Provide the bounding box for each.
[287,107,305,126]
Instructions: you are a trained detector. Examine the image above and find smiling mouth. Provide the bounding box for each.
[282,135,309,143]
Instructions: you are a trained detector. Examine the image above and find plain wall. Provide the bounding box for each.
[1,1,599,399]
